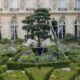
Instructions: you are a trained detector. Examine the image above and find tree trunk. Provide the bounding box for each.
[38,36,41,47]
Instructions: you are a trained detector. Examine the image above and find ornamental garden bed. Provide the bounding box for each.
[0,70,29,80]
[49,69,76,80]
[7,46,70,70]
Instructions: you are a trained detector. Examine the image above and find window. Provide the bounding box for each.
[26,0,36,11]
[11,20,18,40]
[58,20,65,39]
[58,0,66,11]
[11,0,18,11]
[75,0,80,11]
[40,0,51,10]
[75,20,80,39]
[52,19,65,39]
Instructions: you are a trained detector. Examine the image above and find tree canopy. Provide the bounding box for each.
[22,8,51,47]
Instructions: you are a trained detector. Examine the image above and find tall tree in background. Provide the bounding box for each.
[22,8,51,47]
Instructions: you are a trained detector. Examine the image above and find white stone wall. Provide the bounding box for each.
[0,0,79,39]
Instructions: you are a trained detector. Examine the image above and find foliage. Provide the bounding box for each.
[0,38,11,44]
[49,69,76,80]
[22,8,51,47]
[19,55,30,62]
[62,34,77,43]
[13,38,24,45]
[25,67,53,80]
[0,65,7,74]
[0,56,9,65]
[1,70,29,80]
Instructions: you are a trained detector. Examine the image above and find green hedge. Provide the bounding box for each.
[0,65,7,74]
[49,69,76,80]
[68,54,79,63]
[0,56,9,65]
[1,70,29,80]
[7,61,70,70]
[25,67,53,80]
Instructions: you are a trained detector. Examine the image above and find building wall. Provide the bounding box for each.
[0,0,80,39]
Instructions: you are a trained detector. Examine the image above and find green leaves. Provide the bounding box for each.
[22,8,51,46]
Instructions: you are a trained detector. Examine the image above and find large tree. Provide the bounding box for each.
[22,8,51,47]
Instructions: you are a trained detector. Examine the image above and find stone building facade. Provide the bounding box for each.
[0,0,80,39]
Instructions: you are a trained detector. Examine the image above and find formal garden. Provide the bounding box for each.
[0,8,80,80]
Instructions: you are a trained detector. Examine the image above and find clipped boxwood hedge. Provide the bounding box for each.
[25,67,53,80]
[7,61,70,70]
[0,65,7,74]
[0,56,9,65]
[49,69,76,80]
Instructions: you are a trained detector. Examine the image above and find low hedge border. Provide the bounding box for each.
[7,61,70,70]
[24,67,53,80]
[0,65,7,74]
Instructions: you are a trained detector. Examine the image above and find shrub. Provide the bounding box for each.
[25,67,53,80]
[49,69,76,80]
[7,61,70,70]
[0,56,9,65]
[13,38,24,45]
[0,65,7,74]
[1,70,29,80]
[62,34,77,43]
[1,38,10,44]
[19,55,30,62]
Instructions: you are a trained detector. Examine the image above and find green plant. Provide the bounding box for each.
[1,70,29,80]
[0,65,7,74]
[13,38,24,45]
[22,8,51,47]
[49,69,76,80]
[63,34,77,43]
[1,38,11,44]
[25,67,53,80]
[19,55,30,62]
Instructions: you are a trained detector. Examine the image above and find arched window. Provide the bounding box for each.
[11,0,17,11]
[58,20,65,39]
[26,0,36,11]
[10,19,18,40]
[75,20,80,39]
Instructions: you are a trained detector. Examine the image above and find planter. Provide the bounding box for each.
[32,47,48,55]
